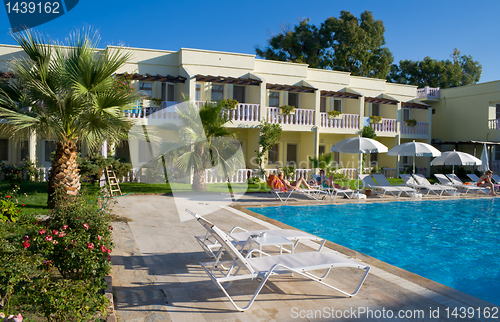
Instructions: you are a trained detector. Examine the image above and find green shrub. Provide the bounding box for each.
[247,176,261,184]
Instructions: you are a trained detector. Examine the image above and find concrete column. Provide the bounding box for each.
[358,96,365,130]
[396,102,402,133]
[313,90,321,129]
[259,81,267,123]
[28,131,37,164]
[101,140,107,158]
[426,107,433,177]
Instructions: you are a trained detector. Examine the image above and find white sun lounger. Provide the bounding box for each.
[410,174,458,196]
[191,210,370,311]
[311,174,354,200]
[193,213,326,258]
[434,174,487,195]
[359,174,402,198]
[491,174,500,184]
[447,174,490,195]
[371,174,416,196]
[467,173,480,183]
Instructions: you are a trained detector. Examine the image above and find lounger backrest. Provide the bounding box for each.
[446,174,462,185]
[359,174,376,187]
[193,212,255,273]
[400,174,416,185]
[491,174,500,184]
[434,174,451,185]
[467,174,480,182]
[413,174,430,186]
[372,174,391,186]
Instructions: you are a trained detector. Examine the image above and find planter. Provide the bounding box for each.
[328,115,343,120]
[370,116,383,124]
[364,189,372,197]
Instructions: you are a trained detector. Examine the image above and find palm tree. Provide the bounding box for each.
[174,101,243,191]
[0,29,138,207]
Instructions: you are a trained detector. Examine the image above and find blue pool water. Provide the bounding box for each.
[247,199,500,305]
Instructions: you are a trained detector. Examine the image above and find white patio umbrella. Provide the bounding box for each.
[430,150,482,174]
[331,136,388,190]
[387,140,441,174]
[478,143,490,172]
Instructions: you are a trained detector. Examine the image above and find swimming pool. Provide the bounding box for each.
[247,198,500,306]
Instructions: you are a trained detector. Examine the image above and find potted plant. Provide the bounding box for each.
[327,110,343,119]
[369,115,383,124]
[151,98,163,106]
[279,105,296,115]
[221,98,239,109]
[363,188,372,197]
[405,119,417,127]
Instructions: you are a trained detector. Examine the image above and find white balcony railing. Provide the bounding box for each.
[370,118,397,133]
[223,103,260,122]
[489,119,500,130]
[400,122,429,135]
[266,107,314,126]
[416,86,440,99]
[320,113,359,129]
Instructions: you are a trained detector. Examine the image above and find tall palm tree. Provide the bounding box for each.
[0,29,138,207]
[174,101,244,191]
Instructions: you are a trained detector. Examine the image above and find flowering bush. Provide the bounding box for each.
[0,164,23,188]
[0,189,114,320]
[0,187,24,223]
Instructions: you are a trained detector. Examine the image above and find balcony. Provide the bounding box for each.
[370,118,397,133]
[319,113,359,129]
[266,107,314,126]
[489,119,500,130]
[416,86,440,100]
[400,122,429,136]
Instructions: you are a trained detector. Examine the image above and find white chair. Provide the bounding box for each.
[191,210,370,311]
[434,174,487,195]
[372,174,416,197]
[193,214,326,258]
[410,174,458,196]
[467,173,480,183]
[446,174,489,195]
[267,174,327,202]
[359,174,402,198]
[311,174,354,200]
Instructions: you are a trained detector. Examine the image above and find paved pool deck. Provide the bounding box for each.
[110,193,499,322]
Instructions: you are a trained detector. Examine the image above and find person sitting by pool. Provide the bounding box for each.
[316,169,350,190]
[268,174,286,191]
[477,170,499,196]
[277,171,313,190]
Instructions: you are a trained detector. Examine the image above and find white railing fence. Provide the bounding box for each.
[223,104,260,122]
[370,118,397,132]
[401,122,429,135]
[266,107,314,126]
[319,113,359,129]
[416,86,440,99]
[489,119,500,130]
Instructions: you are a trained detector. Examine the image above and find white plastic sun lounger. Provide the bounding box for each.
[311,175,354,199]
[467,173,480,183]
[434,174,487,195]
[447,174,490,195]
[491,174,500,184]
[372,174,416,197]
[191,210,370,311]
[410,174,458,196]
[193,213,326,258]
[271,187,327,202]
[359,174,402,198]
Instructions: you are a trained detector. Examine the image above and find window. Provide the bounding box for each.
[333,99,342,112]
[494,146,500,161]
[233,86,245,103]
[161,83,175,101]
[19,140,29,161]
[288,92,299,108]
[0,139,8,161]
[403,108,411,121]
[496,104,500,120]
[320,97,327,113]
[372,103,380,116]
[44,141,57,163]
[318,145,325,155]
[402,156,409,165]
[211,84,224,102]
[139,82,153,98]
[269,91,280,107]
[115,141,130,162]
[286,144,297,166]
[195,83,202,101]
[268,144,279,164]
[370,153,378,166]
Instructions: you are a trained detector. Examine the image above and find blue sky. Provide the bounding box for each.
[1,0,499,82]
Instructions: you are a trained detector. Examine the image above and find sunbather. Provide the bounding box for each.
[277,171,312,190]
[316,169,349,190]
[477,170,499,196]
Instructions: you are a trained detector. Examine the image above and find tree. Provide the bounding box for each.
[255,10,393,78]
[254,121,282,177]
[175,102,243,191]
[387,49,482,88]
[0,29,138,207]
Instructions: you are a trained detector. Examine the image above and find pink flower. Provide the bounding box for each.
[23,235,30,241]
[22,241,30,248]
[39,229,46,235]
[100,245,107,253]
[87,243,94,249]
[109,225,113,231]
[52,230,59,236]
[98,235,102,240]
[58,232,66,237]
[45,236,52,241]
[107,248,112,254]
[106,255,111,261]
[22,204,25,207]
[83,223,89,230]
[52,240,58,245]
[62,225,68,230]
